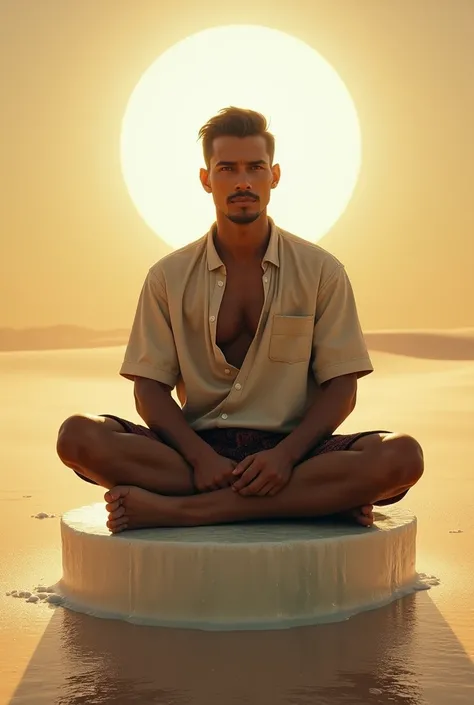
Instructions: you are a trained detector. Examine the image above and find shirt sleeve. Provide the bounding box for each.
[311,265,374,385]
[119,268,180,388]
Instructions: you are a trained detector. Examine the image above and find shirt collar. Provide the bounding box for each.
[206,217,280,271]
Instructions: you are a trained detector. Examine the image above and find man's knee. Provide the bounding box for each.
[383,433,424,487]
[56,414,107,466]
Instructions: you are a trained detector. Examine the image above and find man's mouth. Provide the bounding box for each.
[230,197,257,204]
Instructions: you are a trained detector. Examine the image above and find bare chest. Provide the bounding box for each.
[215,267,265,367]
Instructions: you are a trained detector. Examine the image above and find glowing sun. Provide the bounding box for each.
[120,25,361,249]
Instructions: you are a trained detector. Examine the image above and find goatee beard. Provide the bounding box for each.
[225,211,261,225]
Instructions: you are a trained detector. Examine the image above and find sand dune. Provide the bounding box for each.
[364,328,474,360]
[0,325,129,352]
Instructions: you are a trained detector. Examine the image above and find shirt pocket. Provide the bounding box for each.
[268,314,314,364]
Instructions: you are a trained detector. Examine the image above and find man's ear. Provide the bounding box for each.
[200,167,212,193]
[271,163,281,188]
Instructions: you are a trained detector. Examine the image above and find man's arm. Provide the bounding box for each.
[133,377,217,468]
[276,373,357,464]
[120,268,218,469]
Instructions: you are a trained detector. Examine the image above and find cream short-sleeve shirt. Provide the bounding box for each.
[120,219,373,432]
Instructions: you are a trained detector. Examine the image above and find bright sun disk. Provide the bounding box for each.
[120,25,362,249]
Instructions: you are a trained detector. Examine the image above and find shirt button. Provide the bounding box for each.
[209,315,215,322]
[264,277,268,283]
[234,383,242,390]
[217,280,224,287]
[224,368,230,375]
[221,413,228,420]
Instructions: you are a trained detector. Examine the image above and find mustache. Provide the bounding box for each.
[228,192,259,202]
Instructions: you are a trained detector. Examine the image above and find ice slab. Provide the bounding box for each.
[57,503,426,630]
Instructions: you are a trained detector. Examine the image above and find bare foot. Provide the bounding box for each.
[337,505,374,527]
[104,486,187,533]
[105,488,374,534]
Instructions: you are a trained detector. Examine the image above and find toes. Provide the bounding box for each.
[108,505,126,521]
[104,486,129,504]
[358,512,374,527]
[350,507,373,527]
[105,500,121,513]
[107,517,128,532]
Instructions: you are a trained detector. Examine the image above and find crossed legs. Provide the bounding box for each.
[56,414,424,532]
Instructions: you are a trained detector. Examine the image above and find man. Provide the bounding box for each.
[56,107,424,533]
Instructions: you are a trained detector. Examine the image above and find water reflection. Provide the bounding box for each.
[62,597,421,704]
[9,593,474,704]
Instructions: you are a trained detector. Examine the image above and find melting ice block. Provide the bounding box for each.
[57,502,427,630]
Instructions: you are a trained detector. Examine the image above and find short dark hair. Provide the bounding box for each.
[198,106,275,168]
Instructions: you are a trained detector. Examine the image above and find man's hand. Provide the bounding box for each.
[193,454,237,493]
[231,448,295,496]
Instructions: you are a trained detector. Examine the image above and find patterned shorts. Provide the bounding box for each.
[75,414,408,506]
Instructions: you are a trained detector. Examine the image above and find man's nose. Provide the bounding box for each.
[234,176,253,191]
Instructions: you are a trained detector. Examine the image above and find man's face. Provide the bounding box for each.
[200,135,280,225]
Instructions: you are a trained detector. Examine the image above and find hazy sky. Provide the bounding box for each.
[1,0,473,330]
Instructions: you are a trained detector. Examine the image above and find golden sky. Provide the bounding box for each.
[1,0,473,331]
